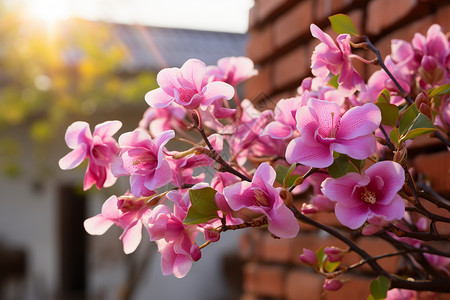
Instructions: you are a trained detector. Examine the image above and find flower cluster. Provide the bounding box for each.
[60,16,449,297]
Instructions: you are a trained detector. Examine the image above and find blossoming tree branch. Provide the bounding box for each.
[59,14,450,298]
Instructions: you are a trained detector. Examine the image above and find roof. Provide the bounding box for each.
[112,23,248,72]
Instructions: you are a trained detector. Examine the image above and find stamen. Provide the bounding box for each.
[361,189,376,204]
[254,189,269,206]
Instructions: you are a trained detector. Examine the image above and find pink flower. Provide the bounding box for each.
[286,98,381,168]
[59,120,121,190]
[262,94,307,139]
[139,102,186,137]
[144,190,201,278]
[206,56,258,87]
[223,163,299,238]
[145,58,235,110]
[310,24,365,96]
[84,194,152,254]
[321,161,405,229]
[112,129,174,197]
[324,246,345,262]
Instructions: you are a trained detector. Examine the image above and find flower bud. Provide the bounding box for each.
[190,244,201,262]
[323,279,343,291]
[300,203,317,214]
[204,225,220,242]
[279,189,293,207]
[324,246,344,262]
[300,248,318,265]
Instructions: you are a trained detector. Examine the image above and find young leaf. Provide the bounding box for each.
[389,128,399,147]
[399,113,436,143]
[328,155,350,178]
[348,157,365,173]
[328,75,339,89]
[429,83,450,98]
[398,104,419,136]
[183,187,219,225]
[377,89,390,103]
[275,164,300,187]
[369,276,390,299]
[329,14,359,36]
[324,260,340,273]
[376,89,398,127]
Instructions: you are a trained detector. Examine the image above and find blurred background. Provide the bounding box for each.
[0,0,253,299]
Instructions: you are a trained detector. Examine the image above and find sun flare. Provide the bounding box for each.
[25,0,72,24]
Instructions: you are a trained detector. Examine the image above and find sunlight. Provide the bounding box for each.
[25,0,72,24]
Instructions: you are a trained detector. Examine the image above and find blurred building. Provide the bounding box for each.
[0,18,247,300]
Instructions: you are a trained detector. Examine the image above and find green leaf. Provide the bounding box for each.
[389,128,399,147]
[324,260,340,273]
[328,155,350,178]
[366,295,376,300]
[369,276,390,299]
[398,104,419,136]
[329,14,359,36]
[183,187,219,225]
[399,110,436,143]
[275,164,300,187]
[429,83,450,98]
[376,89,398,127]
[328,75,339,89]
[376,102,399,127]
[377,89,390,103]
[316,247,327,265]
[348,157,365,173]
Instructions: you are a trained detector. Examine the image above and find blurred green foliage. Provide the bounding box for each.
[0,3,158,176]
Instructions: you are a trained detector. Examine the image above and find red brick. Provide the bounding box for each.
[313,0,332,23]
[367,0,420,36]
[413,151,450,195]
[245,64,273,102]
[243,263,286,298]
[285,269,322,300]
[433,4,450,32]
[273,0,313,49]
[255,0,288,22]
[322,275,372,300]
[341,237,400,273]
[347,9,364,36]
[239,228,265,260]
[261,231,294,263]
[273,45,309,89]
[247,25,274,63]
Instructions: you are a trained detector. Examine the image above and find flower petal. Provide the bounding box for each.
[93,120,122,139]
[369,194,405,221]
[266,203,299,238]
[337,103,381,140]
[64,121,91,149]
[333,134,377,160]
[335,202,369,229]
[200,81,235,108]
[286,137,333,168]
[84,215,115,235]
[58,144,88,170]
[145,88,175,108]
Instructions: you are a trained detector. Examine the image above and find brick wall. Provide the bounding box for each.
[239,1,450,299]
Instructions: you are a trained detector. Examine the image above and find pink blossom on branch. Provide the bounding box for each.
[111,129,174,197]
[84,194,152,254]
[223,163,299,238]
[321,161,405,229]
[310,24,366,97]
[286,98,381,168]
[206,56,258,87]
[59,120,122,190]
[145,58,235,110]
